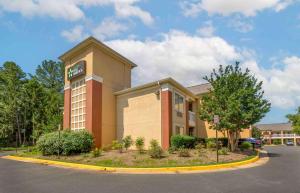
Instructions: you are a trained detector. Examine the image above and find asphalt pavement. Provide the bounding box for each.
[1,146,300,193]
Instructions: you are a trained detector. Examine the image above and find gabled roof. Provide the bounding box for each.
[59,36,137,68]
[114,77,197,98]
[255,123,292,131]
[186,83,211,95]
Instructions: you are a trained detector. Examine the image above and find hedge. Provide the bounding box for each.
[37,130,93,155]
[194,138,228,147]
[171,135,196,149]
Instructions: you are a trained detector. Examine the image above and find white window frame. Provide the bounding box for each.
[70,78,86,131]
[174,92,184,117]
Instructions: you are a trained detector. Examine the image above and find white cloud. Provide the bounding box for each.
[196,21,215,37]
[106,30,240,86]
[61,25,88,42]
[0,0,154,25]
[229,16,254,33]
[103,30,300,109]
[245,57,300,109]
[0,0,84,21]
[114,2,154,26]
[92,18,128,40]
[181,0,294,17]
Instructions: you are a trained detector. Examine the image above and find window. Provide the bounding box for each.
[175,93,184,117]
[71,78,86,131]
[175,125,184,135]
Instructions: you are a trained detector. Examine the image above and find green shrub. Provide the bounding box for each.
[148,139,164,159]
[240,142,252,151]
[91,148,102,157]
[168,146,176,154]
[195,143,205,156]
[218,147,229,155]
[135,137,145,153]
[37,130,93,156]
[273,139,281,145]
[171,135,196,149]
[206,141,217,149]
[178,147,190,157]
[112,140,124,153]
[122,135,133,150]
[204,138,228,148]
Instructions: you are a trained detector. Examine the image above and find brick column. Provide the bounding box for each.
[63,85,71,129]
[85,75,103,148]
[161,88,172,150]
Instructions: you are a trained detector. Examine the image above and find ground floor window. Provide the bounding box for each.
[175,125,184,135]
[71,78,86,131]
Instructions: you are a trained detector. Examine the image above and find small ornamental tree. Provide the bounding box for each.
[251,126,262,139]
[286,107,300,135]
[122,135,133,150]
[199,62,271,151]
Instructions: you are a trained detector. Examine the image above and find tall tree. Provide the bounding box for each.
[35,60,64,132]
[286,107,300,135]
[22,78,48,144]
[35,60,64,92]
[199,62,271,151]
[0,62,26,145]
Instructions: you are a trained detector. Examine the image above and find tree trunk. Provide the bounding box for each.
[228,130,238,152]
[16,114,22,145]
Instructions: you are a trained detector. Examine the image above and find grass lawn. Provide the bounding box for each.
[0,146,34,152]
[15,148,257,168]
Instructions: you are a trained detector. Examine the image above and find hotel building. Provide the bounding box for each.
[61,36,251,149]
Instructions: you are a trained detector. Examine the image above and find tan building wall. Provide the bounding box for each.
[64,45,94,86]
[116,86,162,148]
[92,47,132,146]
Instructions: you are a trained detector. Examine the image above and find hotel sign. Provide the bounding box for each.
[67,61,86,80]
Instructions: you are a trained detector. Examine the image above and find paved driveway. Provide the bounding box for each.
[1,146,300,193]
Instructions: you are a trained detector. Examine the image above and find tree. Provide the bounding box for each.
[22,78,48,144]
[286,107,300,135]
[35,60,64,92]
[251,126,262,139]
[199,62,271,151]
[35,60,64,132]
[0,62,26,145]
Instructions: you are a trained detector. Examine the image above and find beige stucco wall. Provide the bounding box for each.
[64,45,94,86]
[116,86,162,148]
[196,119,251,138]
[92,46,132,146]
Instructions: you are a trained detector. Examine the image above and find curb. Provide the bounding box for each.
[2,154,260,174]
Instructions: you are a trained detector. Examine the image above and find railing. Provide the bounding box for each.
[188,111,196,127]
[270,134,300,138]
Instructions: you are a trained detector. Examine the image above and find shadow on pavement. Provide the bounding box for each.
[266,153,281,157]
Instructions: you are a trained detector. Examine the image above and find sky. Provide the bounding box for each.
[1,0,300,124]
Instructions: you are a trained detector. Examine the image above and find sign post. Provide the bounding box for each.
[214,115,220,163]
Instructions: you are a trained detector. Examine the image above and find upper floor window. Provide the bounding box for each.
[175,92,184,117]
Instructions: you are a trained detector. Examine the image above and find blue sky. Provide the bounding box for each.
[1,0,300,124]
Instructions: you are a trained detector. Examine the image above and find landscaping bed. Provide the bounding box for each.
[16,148,256,168]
